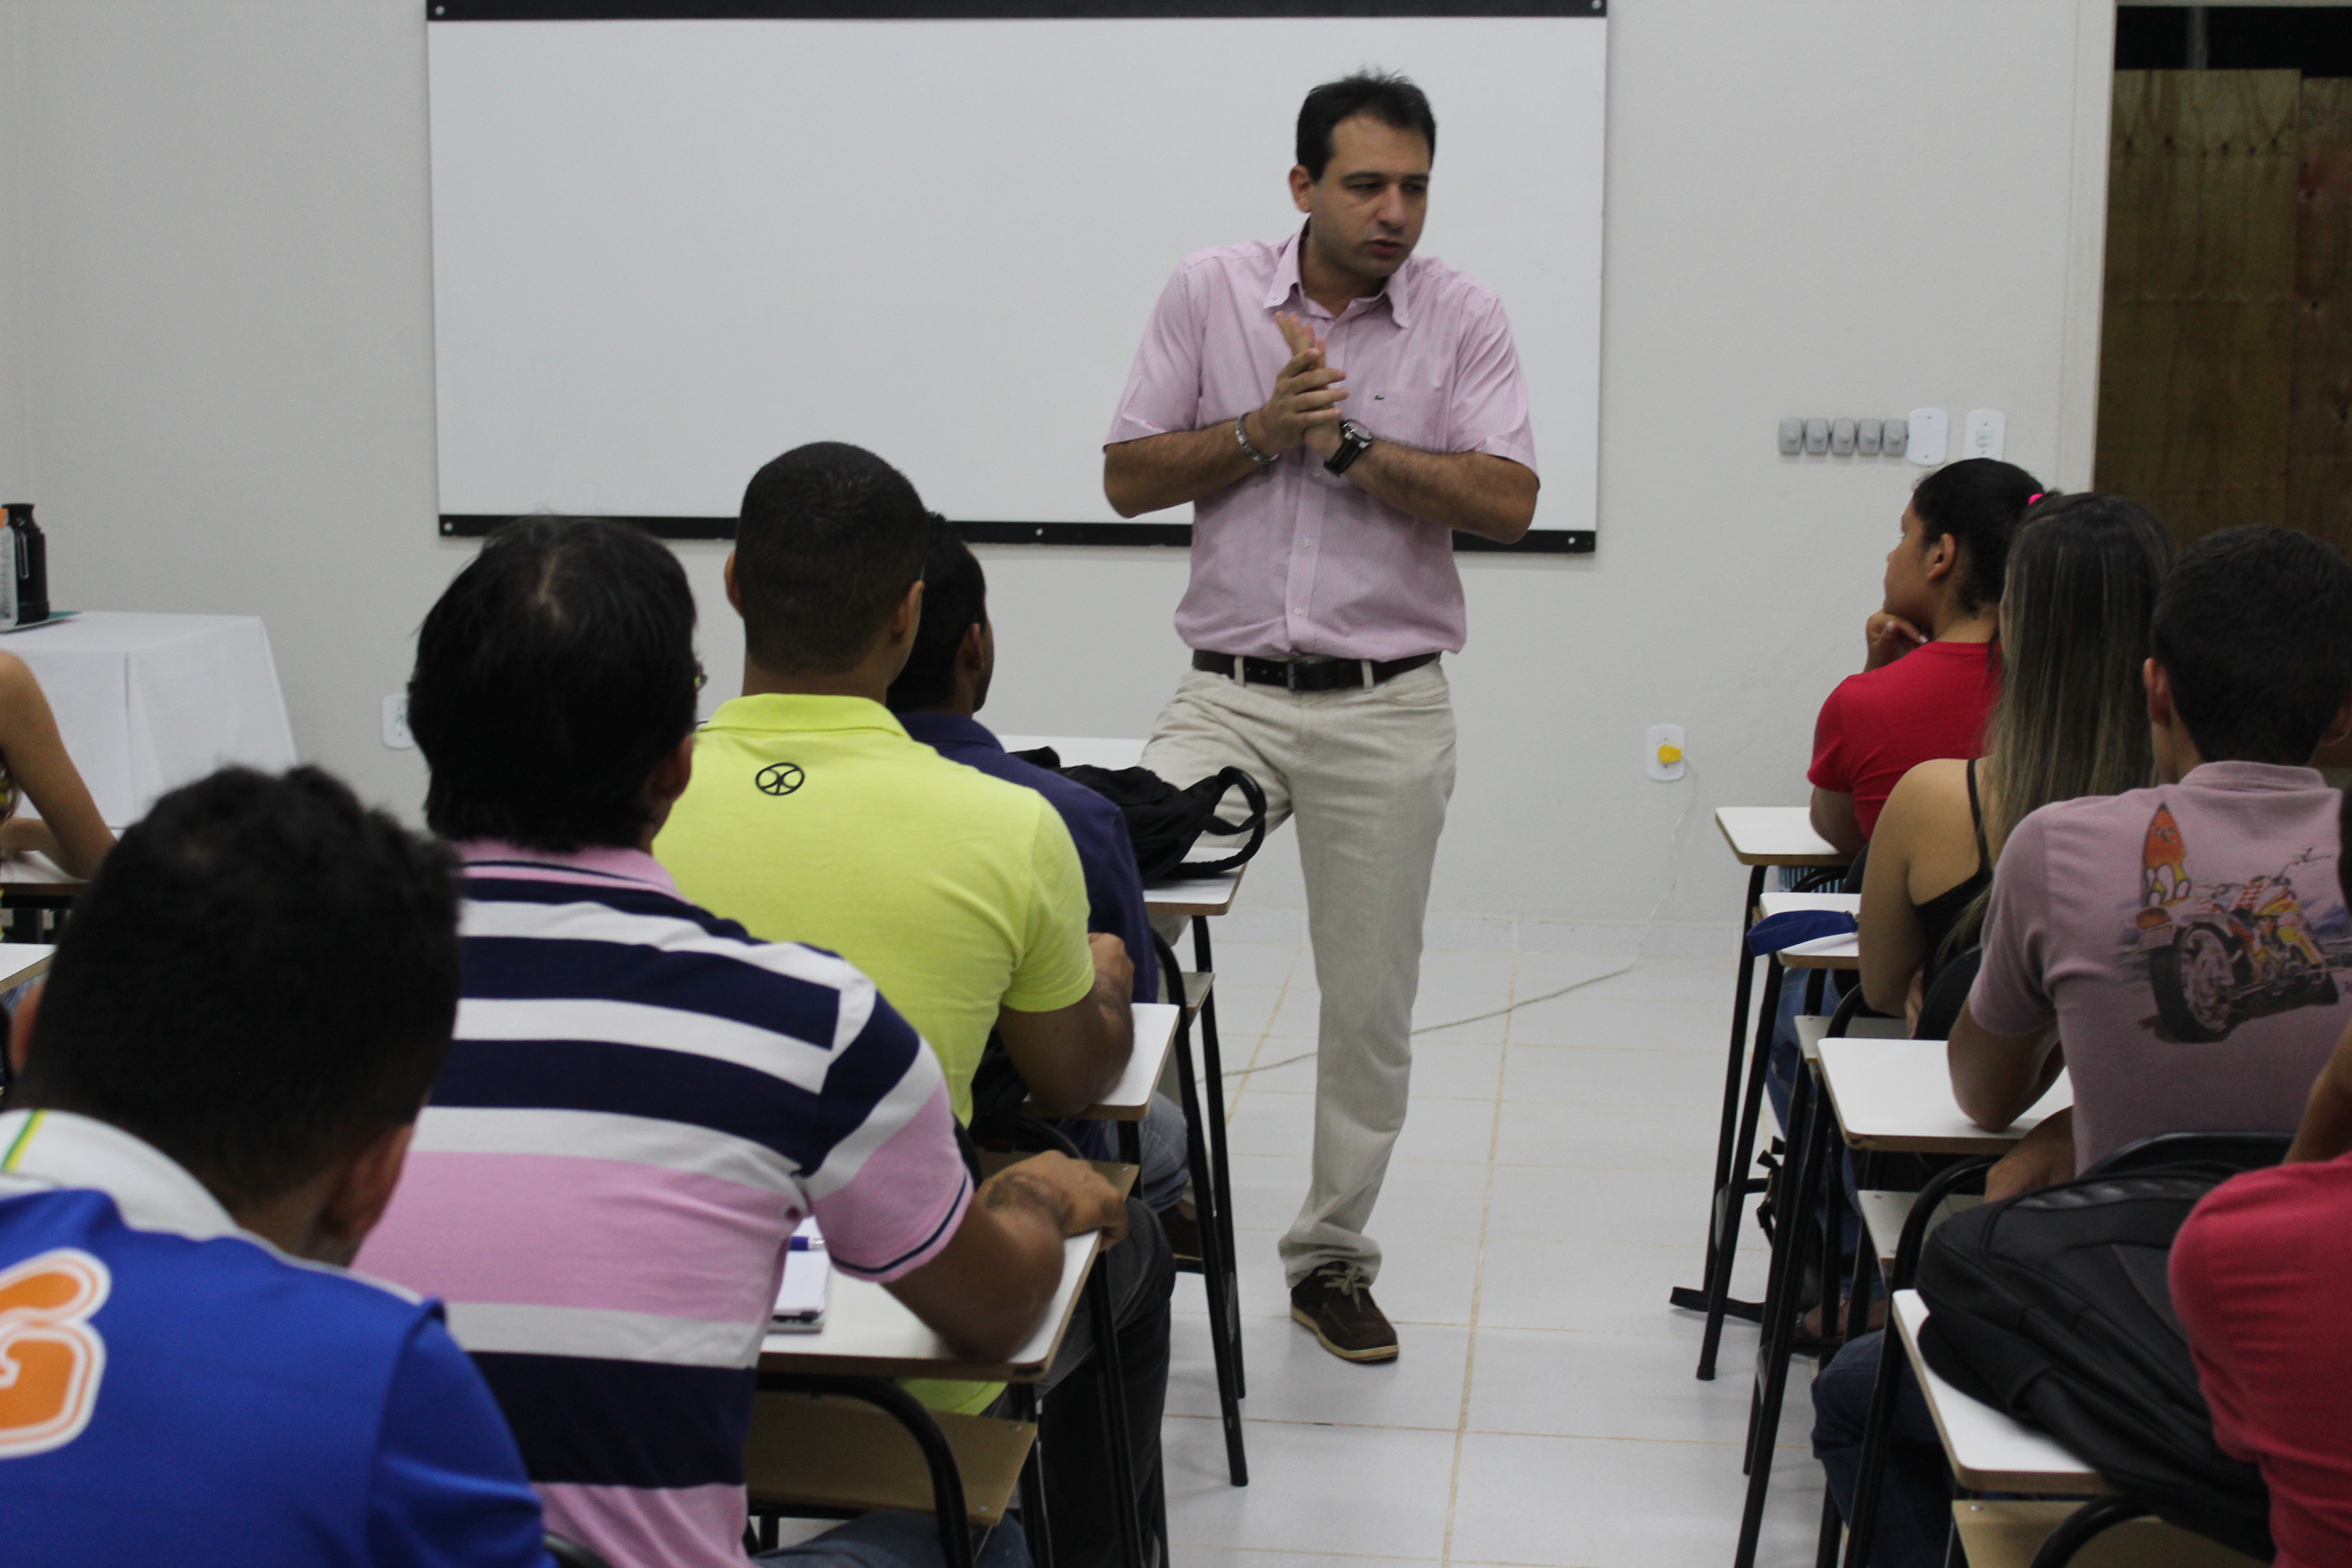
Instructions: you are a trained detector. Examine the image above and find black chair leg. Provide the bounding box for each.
[1161,933,1247,1487]
[1699,957,1786,1379]
[1084,1263,1146,1568]
[1700,868,1767,1273]
[1190,913,1245,1403]
[1815,1152,1882,1568]
[2027,1498,2156,1568]
[1015,1382,1055,1568]
[1732,1059,1828,1568]
[1841,1158,1993,1568]
[1814,1486,1847,1568]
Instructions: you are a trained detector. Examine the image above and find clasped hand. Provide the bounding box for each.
[1245,313,1348,461]
[1863,611,1925,670]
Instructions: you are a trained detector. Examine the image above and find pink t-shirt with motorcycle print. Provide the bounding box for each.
[1971,761,2351,1172]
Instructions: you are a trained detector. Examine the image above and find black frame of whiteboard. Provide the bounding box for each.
[431,2,1601,17]
[439,515,1595,552]
[430,0,1602,551]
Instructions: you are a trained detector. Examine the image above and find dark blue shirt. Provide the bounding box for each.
[898,712,1159,1003]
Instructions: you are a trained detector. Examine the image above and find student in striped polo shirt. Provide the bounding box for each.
[358,517,1128,1568]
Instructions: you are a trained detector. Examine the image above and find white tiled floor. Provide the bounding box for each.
[1162,936,1830,1568]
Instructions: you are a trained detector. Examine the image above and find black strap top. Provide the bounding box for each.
[1911,758,1991,992]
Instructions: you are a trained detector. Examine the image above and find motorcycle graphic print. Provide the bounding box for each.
[2129,804,2346,1043]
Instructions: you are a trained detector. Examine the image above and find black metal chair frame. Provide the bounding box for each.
[1154,928,1249,1486]
[1837,1155,1996,1568]
[1680,862,1842,1371]
[749,1372,986,1568]
[1726,972,1853,1568]
[1678,863,1773,1354]
[749,1115,1166,1568]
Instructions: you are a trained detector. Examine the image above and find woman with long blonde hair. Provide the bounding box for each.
[1860,493,2177,1030]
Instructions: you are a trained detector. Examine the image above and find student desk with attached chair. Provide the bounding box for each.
[753,1163,1143,1568]
[1889,1292,2263,1567]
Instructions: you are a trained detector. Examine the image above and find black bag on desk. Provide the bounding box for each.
[1914,1137,2287,1561]
[1012,751,1268,885]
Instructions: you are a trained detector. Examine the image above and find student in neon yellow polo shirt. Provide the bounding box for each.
[655,442,1172,1568]
[666,686,1098,1124]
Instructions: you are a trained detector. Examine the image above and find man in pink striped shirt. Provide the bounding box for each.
[1103,71,1537,1362]
[359,517,1127,1568]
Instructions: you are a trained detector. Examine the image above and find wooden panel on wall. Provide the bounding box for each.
[2096,70,2301,542]
[2289,78,2352,559]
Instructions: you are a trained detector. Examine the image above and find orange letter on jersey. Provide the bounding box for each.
[0,1248,110,1458]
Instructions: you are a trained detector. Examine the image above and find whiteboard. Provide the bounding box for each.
[427,16,1606,535]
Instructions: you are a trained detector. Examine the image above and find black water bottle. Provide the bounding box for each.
[4,504,46,627]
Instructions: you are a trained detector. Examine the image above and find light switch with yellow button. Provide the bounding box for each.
[1646,724,1686,782]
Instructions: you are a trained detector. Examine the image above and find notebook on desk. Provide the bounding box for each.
[772,1219,830,1331]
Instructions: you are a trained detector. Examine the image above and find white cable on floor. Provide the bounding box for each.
[1222,764,1705,1077]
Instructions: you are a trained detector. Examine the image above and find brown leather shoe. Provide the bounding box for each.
[1290,1262,1399,1362]
[1162,1198,1202,1264]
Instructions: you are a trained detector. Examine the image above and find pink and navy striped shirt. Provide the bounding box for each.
[357,844,973,1568]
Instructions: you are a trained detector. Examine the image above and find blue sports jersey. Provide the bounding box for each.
[0,1108,552,1568]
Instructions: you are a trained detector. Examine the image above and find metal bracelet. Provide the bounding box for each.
[1234,412,1277,466]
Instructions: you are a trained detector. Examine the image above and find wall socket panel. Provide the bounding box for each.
[1779,416,1911,459]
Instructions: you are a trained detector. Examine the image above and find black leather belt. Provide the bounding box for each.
[1192,649,1440,691]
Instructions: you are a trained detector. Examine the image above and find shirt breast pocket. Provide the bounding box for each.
[1361,387,1447,451]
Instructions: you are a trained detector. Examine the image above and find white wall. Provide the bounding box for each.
[0,6,32,500]
[0,0,2112,946]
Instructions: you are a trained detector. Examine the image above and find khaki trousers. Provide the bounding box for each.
[1143,660,1456,1286]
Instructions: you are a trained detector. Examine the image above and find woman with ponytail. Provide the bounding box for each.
[1807,459,2045,852]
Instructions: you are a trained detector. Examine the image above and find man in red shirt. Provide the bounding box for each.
[1808,460,2043,851]
[2170,830,2352,1568]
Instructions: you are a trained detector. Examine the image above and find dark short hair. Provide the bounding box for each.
[2151,526,2352,765]
[736,443,930,674]
[14,767,461,1211]
[411,517,700,853]
[1910,458,2045,614]
[885,516,988,714]
[1296,70,1436,182]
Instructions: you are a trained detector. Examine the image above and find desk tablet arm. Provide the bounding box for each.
[755,1372,979,1568]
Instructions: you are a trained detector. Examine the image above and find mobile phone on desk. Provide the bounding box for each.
[771,1218,830,1331]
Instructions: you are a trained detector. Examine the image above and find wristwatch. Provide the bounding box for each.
[1324,419,1375,475]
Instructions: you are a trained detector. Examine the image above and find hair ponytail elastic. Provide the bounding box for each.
[2026,493,2045,506]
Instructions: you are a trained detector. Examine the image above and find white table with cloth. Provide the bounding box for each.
[1,612,297,825]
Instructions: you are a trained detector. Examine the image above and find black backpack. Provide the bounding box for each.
[1013,752,1269,885]
[1914,1133,2289,1561]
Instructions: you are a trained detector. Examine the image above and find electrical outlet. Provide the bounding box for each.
[1906,408,1949,466]
[382,695,415,750]
[1646,724,1686,782]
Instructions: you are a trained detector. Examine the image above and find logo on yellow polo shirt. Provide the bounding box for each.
[755,763,806,797]
[0,1247,111,1458]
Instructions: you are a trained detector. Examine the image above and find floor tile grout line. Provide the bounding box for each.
[1221,939,1303,1125]
[1439,949,1518,1568]
[1162,1407,1818,1451]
